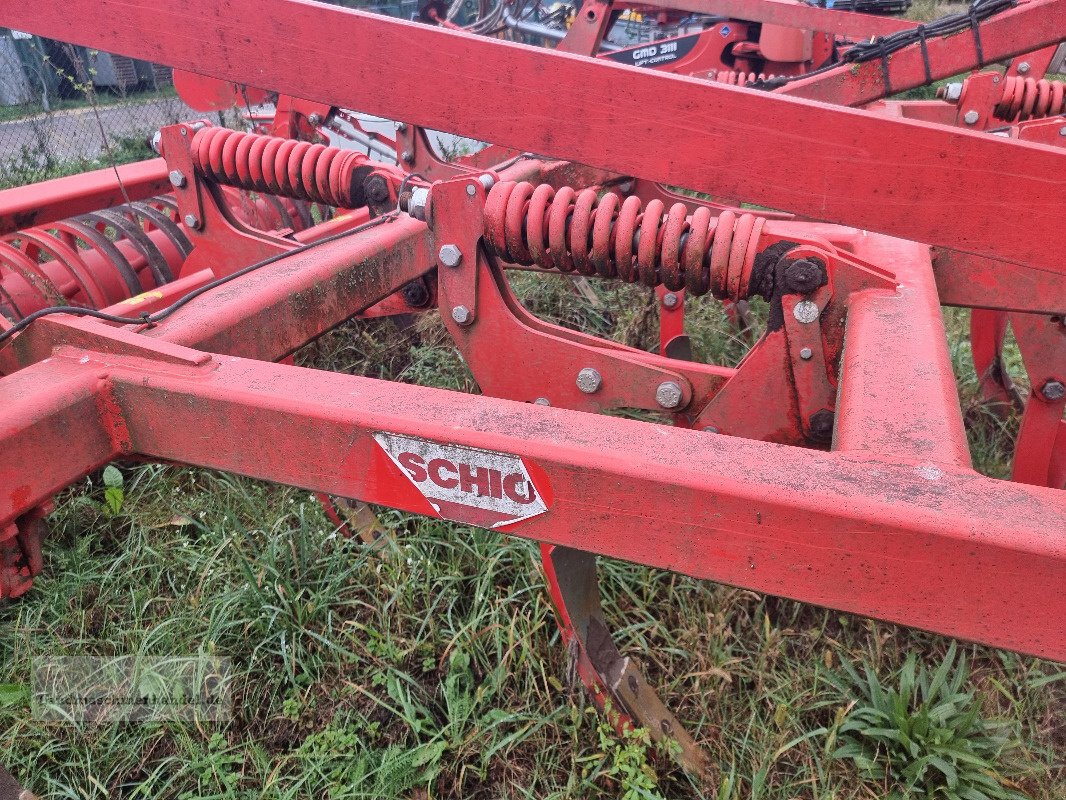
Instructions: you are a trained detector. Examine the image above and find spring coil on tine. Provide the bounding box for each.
[993,76,1066,122]
[191,127,367,207]
[707,70,779,86]
[483,182,768,300]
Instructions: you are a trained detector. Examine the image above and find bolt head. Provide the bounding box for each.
[168,169,186,188]
[576,367,602,394]
[534,397,551,406]
[1041,380,1066,401]
[792,299,820,324]
[799,346,813,361]
[438,244,463,268]
[465,184,477,197]
[784,257,826,295]
[307,113,321,125]
[662,292,679,309]
[450,305,472,325]
[401,150,414,164]
[1059,125,1066,136]
[1017,61,1031,74]
[942,82,963,102]
[396,122,408,133]
[655,381,683,409]
[183,213,200,229]
[963,110,980,125]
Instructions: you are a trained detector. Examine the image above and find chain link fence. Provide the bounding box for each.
[0,30,237,188]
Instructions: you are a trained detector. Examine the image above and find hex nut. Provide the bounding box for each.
[438,244,463,268]
[1041,380,1066,401]
[576,367,602,394]
[168,170,186,188]
[942,82,963,103]
[183,213,200,229]
[963,110,980,125]
[655,381,683,409]
[799,347,813,360]
[662,292,679,309]
[451,305,473,325]
[792,299,820,324]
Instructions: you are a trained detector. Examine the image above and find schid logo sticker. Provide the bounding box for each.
[374,433,551,529]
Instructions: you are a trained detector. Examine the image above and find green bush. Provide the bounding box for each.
[830,644,1028,800]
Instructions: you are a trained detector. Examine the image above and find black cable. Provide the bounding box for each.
[754,0,1016,91]
[0,212,401,347]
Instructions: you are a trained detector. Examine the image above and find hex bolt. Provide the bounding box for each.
[963,110,980,125]
[792,299,820,324]
[396,122,408,133]
[808,409,835,442]
[168,169,186,188]
[655,381,683,409]
[438,244,463,268]
[783,257,827,295]
[799,347,813,361]
[1017,61,1031,74]
[941,82,963,103]
[451,305,473,325]
[465,184,477,197]
[534,397,551,406]
[183,213,200,229]
[401,280,429,308]
[307,113,322,125]
[1060,126,1066,137]
[364,175,391,204]
[1041,380,1066,401]
[662,292,679,309]
[401,150,414,164]
[576,367,602,394]
[478,173,496,191]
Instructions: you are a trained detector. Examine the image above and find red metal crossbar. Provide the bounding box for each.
[4,0,1066,275]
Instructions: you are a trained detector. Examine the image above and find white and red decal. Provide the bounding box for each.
[374,433,551,529]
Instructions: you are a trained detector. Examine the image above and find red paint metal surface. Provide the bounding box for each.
[4,0,1065,272]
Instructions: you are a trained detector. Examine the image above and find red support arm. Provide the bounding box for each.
[3,0,1064,274]
[0,159,170,236]
[779,0,1066,105]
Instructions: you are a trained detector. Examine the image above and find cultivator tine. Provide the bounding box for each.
[542,545,711,779]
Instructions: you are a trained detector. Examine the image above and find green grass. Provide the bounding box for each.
[0,272,1061,799]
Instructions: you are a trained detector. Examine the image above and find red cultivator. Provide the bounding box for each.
[0,0,1064,781]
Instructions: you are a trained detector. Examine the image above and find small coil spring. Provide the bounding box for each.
[993,76,1066,121]
[708,70,779,86]
[483,182,769,299]
[191,127,369,207]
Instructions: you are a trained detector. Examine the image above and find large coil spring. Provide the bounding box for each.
[191,127,369,207]
[707,70,780,86]
[0,196,189,320]
[484,182,769,299]
[993,76,1066,121]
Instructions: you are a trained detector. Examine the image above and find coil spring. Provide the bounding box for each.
[191,127,369,207]
[708,70,779,86]
[0,197,189,320]
[484,182,769,299]
[993,76,1066,121]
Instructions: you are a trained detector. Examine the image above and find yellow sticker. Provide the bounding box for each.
[122,290,164,306]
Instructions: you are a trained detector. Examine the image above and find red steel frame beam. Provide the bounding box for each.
[2,338,1063,661]
[0,158,170,236]
[634,0,917,38]
[4,0,1066,274]
[780,0,1066,105]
